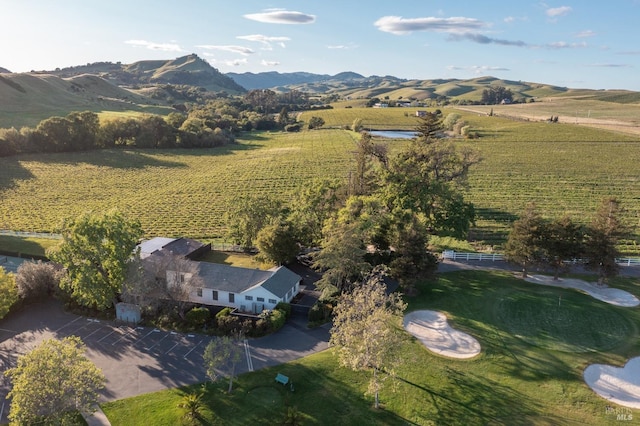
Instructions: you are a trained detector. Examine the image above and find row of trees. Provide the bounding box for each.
[0,88,321,157]
[504,198,627,284]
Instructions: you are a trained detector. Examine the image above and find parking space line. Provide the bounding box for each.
[111,326,138,345]
[183,337,205,359]
[54,316,82,333]
[98,328,118,342]
[244,339,254,372]
[145,332,169,351]
[83,325,107,340]
[136,329,160,346]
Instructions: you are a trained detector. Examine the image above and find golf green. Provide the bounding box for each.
[495,288,634,353]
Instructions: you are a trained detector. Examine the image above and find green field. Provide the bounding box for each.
[101,270,640,425]
[0,130,360,240]
[1,108,639,253]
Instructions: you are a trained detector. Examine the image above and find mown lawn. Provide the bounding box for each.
[101,270,640,425]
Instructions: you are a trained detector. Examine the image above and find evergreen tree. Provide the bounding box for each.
[504,203,546,278]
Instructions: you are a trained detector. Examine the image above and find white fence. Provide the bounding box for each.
[441,251,640,266]
[441,251,505,261]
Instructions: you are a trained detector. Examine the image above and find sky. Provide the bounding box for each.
[3,1,640,90]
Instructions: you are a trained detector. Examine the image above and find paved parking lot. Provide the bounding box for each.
[0,301,329,423]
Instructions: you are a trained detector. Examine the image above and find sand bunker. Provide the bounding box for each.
[523,275,639,307]
[584,357,640,409]
[403,310,481,359]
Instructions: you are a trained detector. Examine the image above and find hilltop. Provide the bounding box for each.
[1,54,639,129]
[0,55,245,127]
[49,54,244,93]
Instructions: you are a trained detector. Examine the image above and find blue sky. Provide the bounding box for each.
[3,1,640,90]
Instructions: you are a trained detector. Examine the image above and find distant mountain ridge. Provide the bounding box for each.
[1,54,639,129]
[226,70,366,89]
[47,54,244,93]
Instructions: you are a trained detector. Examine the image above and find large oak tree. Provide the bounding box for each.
[48,209,143,310]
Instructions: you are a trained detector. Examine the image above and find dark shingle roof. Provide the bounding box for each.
[262,266,302,298]
[194,263,300,297]
[162,238,207,258]
[195,262,271,293]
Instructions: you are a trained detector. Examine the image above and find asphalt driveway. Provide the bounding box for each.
[0,300,329,423]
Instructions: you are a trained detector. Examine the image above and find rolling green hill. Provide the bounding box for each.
[0,72,174,128]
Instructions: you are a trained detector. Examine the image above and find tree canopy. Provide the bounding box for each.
[48,209,143,309]
[329,271,406,409]
[504,203,546,277]
[5,336,105,425]
[584,197,626,284]
[203,335,244,393]
[0,267,18,320]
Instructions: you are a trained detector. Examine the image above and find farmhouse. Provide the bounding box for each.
[139,237,301,314]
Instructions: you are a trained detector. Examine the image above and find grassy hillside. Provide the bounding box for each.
[0,73,173,128]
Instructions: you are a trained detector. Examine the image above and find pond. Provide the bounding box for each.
[368,130,418,139]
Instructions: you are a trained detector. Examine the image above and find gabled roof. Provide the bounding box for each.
[139,237,301,299]
[262,266,302,298]
[139,237,176,258]
[162,238,207,257]
[195,262,273,293]
[138,237,207,259]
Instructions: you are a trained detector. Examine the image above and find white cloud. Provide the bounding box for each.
[327,43,358,50]
[449,33,528,47]
[237,35,289,51]
[261,60,280,66]
[575,30,596,38]
[546,6,572,17]
[447,65,510,74]
[588,63,632,68]
[546,41,587,49]
[374,16,486,35]
[124,40,183,52]
[197,45,255,55]
[244,10,315,24]
[237,34,290,46]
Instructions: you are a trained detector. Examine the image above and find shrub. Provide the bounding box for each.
[308,300,333,326]
[185,307,210,327]
[268,309,286,332]
[216,307,232,319]
[308,302,324,323]
[352,118,363,132]
[443,113,461,130]
[15,261,60,301]
[284,123,301,132]
[0,268,18,320]
[217,314,242,334]
[275,302,291,319]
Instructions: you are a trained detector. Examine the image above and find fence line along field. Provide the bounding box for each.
[0,107,639,253]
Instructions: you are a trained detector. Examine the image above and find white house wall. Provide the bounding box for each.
[185,284,295,313]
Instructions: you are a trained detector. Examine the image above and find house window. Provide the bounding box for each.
[212,290,218,301]
[180,274,185,283]
[196,288,202,297]
[245,295,253,301]
[268,299,277,304]
[257,297,264,302]
[229,293,235,303]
